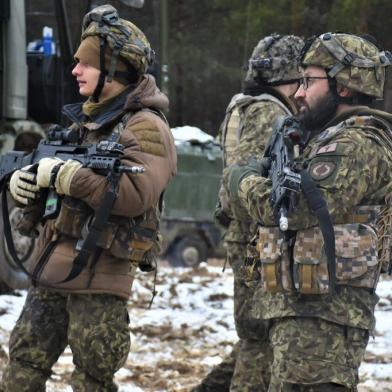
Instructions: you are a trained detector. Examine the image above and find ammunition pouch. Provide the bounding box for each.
[257,206,384,294]
[258,227,294,293]
[294,223,378,294]
[54,196,160,268]
[54,196,93,238]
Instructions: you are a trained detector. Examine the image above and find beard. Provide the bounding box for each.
[297,90,338,134]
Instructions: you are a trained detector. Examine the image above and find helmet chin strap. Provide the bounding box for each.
[92,36,108,102]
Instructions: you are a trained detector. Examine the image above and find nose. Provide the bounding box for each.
[294,83,306,99]
[72,63,81,77]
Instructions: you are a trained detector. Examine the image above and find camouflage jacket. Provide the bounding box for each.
[237,106,392,330]
[220,91,296,244]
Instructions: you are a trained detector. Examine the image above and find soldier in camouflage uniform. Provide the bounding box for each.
[193,34,304,392]
[227,32,392,391]
[1,5,176,392]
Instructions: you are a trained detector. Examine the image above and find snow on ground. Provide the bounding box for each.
[171,126,214,145]
[0,262,391,391]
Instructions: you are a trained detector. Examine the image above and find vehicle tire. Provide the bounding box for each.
[167,237,208,267]
[0,193,35,292]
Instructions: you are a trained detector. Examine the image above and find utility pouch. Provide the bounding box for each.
[16,198,46,238]
[131,205,162,271]
[128,230,154,262]
[293,228,329,294]
[258,227,293,293]
[294,223,379,294]
[76,215,156,262]
[138,232,161,272]
[79,216,119,252]
[335,224,378,288]
[54,196,93,238]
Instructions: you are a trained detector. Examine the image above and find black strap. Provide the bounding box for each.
[300,170,336,294]
[2,187,32,277]
[31,239,58,285]
[59,128,124,284]
[92,36,107,103]
[86,247,104,288]
[58,173,119,283]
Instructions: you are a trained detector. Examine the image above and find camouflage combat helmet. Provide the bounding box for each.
[246,33,304,85]
[302,32,392,98]
[81,4,154,78]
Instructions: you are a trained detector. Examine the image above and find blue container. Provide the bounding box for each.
[42,26,53,56]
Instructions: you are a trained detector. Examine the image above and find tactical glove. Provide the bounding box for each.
[55,160,83,195]
[37,158,82,195]
[9,166,40,206]
[36,157,65,188]
[227,158,263,201]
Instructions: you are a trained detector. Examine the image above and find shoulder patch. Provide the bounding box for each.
[309,161,336,181]
[317,143,337,154]
[129,120,166,156]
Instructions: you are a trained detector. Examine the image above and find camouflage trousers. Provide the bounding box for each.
[193,242,272,392]
[1,287,130,392]
[268,317,369,391]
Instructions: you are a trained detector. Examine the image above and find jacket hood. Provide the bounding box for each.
[124,74,169,111]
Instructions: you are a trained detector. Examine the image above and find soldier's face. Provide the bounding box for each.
[294,66,330,114]
[72,61,101,97]
[295,66,338,132]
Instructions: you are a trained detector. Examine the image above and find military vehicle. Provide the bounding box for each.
[0,0,78,291]
[161,128,224,267]
[0,0,223,291]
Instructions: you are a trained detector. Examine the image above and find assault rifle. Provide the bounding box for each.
[0,126,144,218]
[263,116,336,293]
[0,126,144,281]
[263,116,304,231]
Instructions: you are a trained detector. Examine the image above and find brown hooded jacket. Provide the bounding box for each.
[30,75,177,299]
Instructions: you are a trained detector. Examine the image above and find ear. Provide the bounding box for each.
[336,83,354,98]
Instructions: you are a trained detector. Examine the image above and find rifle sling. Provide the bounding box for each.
[58,127,126,284]
[2,188,33,278]
[58,175,119,284]
[300,170,336,294]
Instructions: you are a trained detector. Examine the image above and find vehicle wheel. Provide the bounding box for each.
[167,237,208,267]
[0,193,34,292]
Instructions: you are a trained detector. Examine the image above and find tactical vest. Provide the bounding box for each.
[220,93,292,167]
[216,93,292,230]
[257,113,392,295]
[36,110,163,278]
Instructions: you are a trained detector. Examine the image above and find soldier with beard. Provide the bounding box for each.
[193,34,304,392]
[227,32,392,390]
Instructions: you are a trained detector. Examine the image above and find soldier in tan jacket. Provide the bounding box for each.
[2,5,176,392]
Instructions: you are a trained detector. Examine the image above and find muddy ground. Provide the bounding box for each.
[0,262,391,391]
